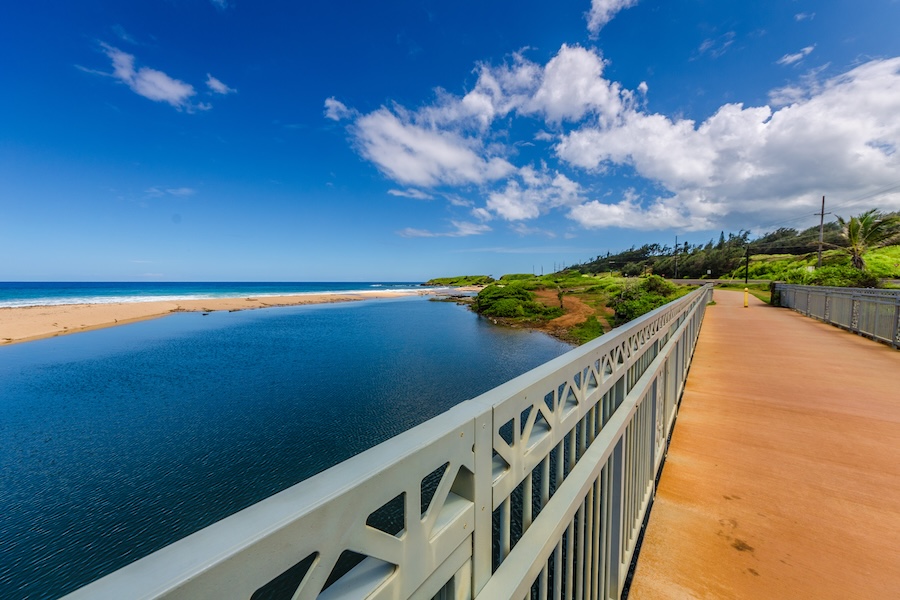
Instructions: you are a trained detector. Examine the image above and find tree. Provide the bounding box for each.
[836,209,900,270]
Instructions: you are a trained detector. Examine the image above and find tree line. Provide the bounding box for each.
[573,210,899,280]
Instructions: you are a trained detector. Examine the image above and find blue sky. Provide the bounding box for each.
[3,0,900,281]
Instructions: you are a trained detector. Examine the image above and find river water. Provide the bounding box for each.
[0,296,572,598]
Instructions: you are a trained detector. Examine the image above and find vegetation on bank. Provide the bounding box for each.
[463,272,694,345]
[422,275,495,286]
[428,210,900,345]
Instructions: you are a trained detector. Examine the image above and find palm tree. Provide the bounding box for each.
[836,209,900,270]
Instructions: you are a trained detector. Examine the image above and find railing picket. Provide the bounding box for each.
[576,503,585,600]
[501,495,511,560]
[554,540,562,600]
[524,472,534,532]
[585,486,594,600]
[566,520,575,600]
[539,562,548,600]
[542,456,551,508]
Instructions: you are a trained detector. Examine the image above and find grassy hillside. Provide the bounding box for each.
[724,246,900,283]
[422,275,495,286]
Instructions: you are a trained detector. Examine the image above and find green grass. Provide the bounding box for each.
[864,245,900,277]
[723,245,900,283]
[717,282,771,303]
[423,275,495,286]
[569,316,606,344]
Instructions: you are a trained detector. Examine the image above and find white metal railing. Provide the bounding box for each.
[775,284,900,348]
[63,285,713,600]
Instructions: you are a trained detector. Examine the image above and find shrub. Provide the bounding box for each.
[608,275,686,324]
[621,262,643,277]
[611,293,669,323]
[475,284,562,319]
[642,274,677,296]
[487,298,525,317]
[807,265,880,288]
[570,316,605,343]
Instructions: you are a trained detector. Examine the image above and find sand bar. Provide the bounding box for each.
[0,291,436,346]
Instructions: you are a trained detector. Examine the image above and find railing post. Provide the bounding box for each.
[472,409,493,597]
[607,438,624,599]
[893,298,900,349]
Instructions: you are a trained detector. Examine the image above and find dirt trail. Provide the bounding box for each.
[528,289,614,342]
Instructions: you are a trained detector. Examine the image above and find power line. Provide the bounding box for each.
[748,179,900,233]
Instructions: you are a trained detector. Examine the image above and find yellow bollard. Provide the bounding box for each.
[744,287,749,308]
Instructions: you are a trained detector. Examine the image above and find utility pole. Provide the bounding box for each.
[674,235,678,279]
[745,245,750,284]
[816,196,830,268]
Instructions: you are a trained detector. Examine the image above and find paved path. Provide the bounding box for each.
[629,289,900,599]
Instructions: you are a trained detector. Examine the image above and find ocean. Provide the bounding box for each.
[0,281,428,308]
[0,290,572,598]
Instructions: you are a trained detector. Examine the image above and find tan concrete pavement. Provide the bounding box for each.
[629,289,900,599]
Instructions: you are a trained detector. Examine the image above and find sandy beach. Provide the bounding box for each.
[0,291,430,346]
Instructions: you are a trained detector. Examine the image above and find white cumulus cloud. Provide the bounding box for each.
[398,220,491,237]
[487,166,584,221]
[87,44,230,113]
[529,45,628,124]
[777,45,815,66]
[417,45,633,130]
[324,97,356,121]
[352,108,514,187]
[102,44,196,110]
[558,57,900,230]
[586,0,639,36]
[388,188,434,200]
[328,38,900,235]
[206,74,236,94]
[569,192,708,230]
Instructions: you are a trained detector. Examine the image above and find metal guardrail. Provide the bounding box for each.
[63,285,713,600]
[775,284,900,349]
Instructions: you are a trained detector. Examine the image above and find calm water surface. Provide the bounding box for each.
[0,297,572,598]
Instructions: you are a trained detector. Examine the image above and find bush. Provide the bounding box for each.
[608,275,686,325]
[475,284,562,319]
[642,274,677,296]
[570,316,605,344]
[621,262,643,277]
[807,265,880,288]
[611,293,669,323]
[487,298,525,317]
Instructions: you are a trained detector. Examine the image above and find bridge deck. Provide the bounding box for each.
[630,289,900,599]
